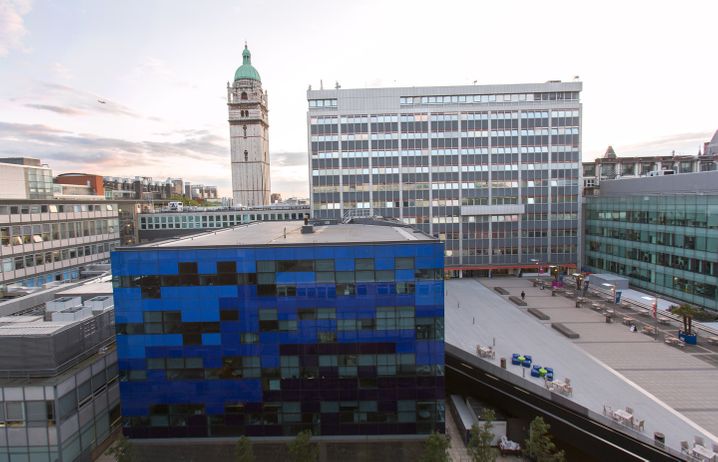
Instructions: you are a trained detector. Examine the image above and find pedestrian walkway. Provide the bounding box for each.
[445,277,718,454]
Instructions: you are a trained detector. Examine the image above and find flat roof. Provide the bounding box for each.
[130,221,434,249]
[55,281,113,297]
[597,170,718,196]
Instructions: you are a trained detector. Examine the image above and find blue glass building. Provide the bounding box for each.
[111,220,445,438]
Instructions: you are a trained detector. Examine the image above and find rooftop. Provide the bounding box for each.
[130,220,434,249]
[597,170,718,196]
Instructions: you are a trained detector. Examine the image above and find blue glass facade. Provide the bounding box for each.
[111,241,445,438]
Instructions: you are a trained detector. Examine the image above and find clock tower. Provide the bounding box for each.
[227,44,270,206]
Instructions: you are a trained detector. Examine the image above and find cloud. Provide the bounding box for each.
[16,81,149,119]
[126,56,195,89]
[25,103,86,116]
[272,151,307,167]
[0,0,31,57]
[0,120,310,198]
[618,131,712,156]
[0,120,228,170]
[50,62,73,80]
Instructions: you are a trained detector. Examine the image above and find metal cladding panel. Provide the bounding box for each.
[113,240,446,438]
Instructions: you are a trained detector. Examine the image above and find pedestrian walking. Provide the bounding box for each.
[521,290,526,301]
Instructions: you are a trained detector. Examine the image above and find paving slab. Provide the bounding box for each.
[445,277,718,453]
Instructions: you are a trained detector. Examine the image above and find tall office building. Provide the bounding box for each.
[228,45,270,207]
[307,82,582,275]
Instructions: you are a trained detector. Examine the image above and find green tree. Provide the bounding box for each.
[169,194,203,207]
[671,303,700,335]
[287,430,318,462]
[236,435,255,462]
[524,416,565,462]
[420,431,451,462]
[468,409,499,462]
[105,434,134,462]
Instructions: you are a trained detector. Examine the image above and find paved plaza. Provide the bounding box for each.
[445,277,718,453]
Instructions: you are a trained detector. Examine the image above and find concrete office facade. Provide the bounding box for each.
[307,82,582,274]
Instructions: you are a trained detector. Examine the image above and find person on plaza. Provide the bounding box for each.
[521,290,526,301]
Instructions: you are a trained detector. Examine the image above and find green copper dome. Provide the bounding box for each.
[233,44,261,82]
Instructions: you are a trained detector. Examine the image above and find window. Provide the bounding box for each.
[355,258,374,270]
[4,402,25,427]
[259,308,278,331]
[395,257,415,269]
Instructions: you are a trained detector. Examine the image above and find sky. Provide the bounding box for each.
[0,0,716,199]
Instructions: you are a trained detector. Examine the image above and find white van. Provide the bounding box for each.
[168,201,184,211]
[646,169,675,177]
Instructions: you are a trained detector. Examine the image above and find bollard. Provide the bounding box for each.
[500,357,506,369]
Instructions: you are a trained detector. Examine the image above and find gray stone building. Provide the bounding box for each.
[228,44,270,207]
[307,81,582,275]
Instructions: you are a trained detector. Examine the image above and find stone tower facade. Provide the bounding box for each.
[228,45,270,206]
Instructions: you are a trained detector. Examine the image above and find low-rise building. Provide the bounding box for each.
[137,205,310,242]
[0,200,120,292]
[0,158,54,201]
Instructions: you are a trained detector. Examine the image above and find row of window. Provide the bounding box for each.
[138,212,304,230]
[129,399,443,428]
[1,219,118,246]
[312,146,577,159]
[0,203,115,216]
[585,226,718,252]
[398,92,579,105]
[586,210,718,229]
[0,401,54,428]
[123,353,427,382]
[586,258,717,300]
[308,99,337,108]
[311,163,579,177]
[1,242,116,273]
